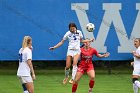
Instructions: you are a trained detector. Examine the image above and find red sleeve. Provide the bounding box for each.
[92,48,98,56]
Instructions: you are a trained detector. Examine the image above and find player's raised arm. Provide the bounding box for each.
[49,39,65,50]
[97,52,110,58]
[80,38,94,43]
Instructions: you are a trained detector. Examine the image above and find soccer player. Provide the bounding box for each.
[17,36,36,93]
[131,38,140,93]
[72,39,110,93]
[49,23,93,84]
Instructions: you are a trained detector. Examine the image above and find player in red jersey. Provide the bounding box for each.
[72,39,110,93]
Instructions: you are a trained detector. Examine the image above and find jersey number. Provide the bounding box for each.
[73,35,77,40]
[19,53,22,63]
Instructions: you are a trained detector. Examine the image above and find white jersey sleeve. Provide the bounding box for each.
[63,31,69,40]
[19,48,23,54]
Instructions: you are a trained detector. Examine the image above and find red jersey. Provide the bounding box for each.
[77,47,98,74]
[80,47,98,63]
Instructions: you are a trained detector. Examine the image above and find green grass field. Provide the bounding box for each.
[0,69,134,93]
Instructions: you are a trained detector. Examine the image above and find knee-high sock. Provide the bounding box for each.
[133,83,138,93]
[72,83,78,93]
[89,80,95,92]
[72,65,77,80]
[135,80,140,88]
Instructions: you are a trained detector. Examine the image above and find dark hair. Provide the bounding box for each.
[135,38,140,42]
[68,23,77,30]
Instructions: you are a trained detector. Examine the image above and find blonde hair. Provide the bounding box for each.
[22,36,32,49]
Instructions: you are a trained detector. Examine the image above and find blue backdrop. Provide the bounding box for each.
[0,0,140,60]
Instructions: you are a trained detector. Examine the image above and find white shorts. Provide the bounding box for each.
[18,76,33,84]
[133,69,140,76]
[67,49,81,57]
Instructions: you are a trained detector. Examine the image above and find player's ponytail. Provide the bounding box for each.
[22,36,32,49]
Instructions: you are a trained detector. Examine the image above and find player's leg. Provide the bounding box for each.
[63,56,72,84]
[19,76,34,93]
[132,69,140,93]
[132,75,139,93]
[25,82,34,93]
[72,71,83,93]
[22,83,29,93]
[87,70,95,93]
[70,53,80,84]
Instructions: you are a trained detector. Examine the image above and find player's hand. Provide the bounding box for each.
[132,51,137,56]
[90,38,94,42]
[32,74,36,80]
[104,52,110,57]
[49,47,55,50]
[131,62,134,66]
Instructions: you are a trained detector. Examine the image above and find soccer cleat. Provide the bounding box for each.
[69,79,74,84]
[63,76,69,84]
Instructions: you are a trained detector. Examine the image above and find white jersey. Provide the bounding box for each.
[17,47,32,76]
[134,46,140,69]
[63,30,83,50]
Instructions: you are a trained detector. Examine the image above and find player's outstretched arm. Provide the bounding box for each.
[49,40,65,50]
[97,52,110,58]
[80,38,94,43]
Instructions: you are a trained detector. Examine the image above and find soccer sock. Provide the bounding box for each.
[133,83,138,93]
[22,84,29,93]
[72,65,77,80]
[135,80,140,88]
[72,83,78,93]
[89,80,95,92]
[65,68,70,78]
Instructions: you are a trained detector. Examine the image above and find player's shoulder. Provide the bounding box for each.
[77,30,82,33]
[80,47,84,50]
[90,47,97,51]
[138,46,140,50]
[19,48,23,53]
[64,31,71,36]
[24,47,31,52]
[65,31,71,34]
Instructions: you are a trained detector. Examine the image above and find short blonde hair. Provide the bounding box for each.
[22,36,32,49]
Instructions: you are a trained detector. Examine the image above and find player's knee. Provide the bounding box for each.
[90,76,95,80]
[90,74,95,80]
[132,78,138,83]
[74,79,79,84]
[65,67,70,70]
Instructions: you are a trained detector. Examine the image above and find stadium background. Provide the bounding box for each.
[0,0,140,93]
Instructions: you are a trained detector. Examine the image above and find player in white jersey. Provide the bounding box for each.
[17,36,35,93]
[131,38,140,93]
[49,23,93,84]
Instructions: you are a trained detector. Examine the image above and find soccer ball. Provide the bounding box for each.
[86,23,95,32]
